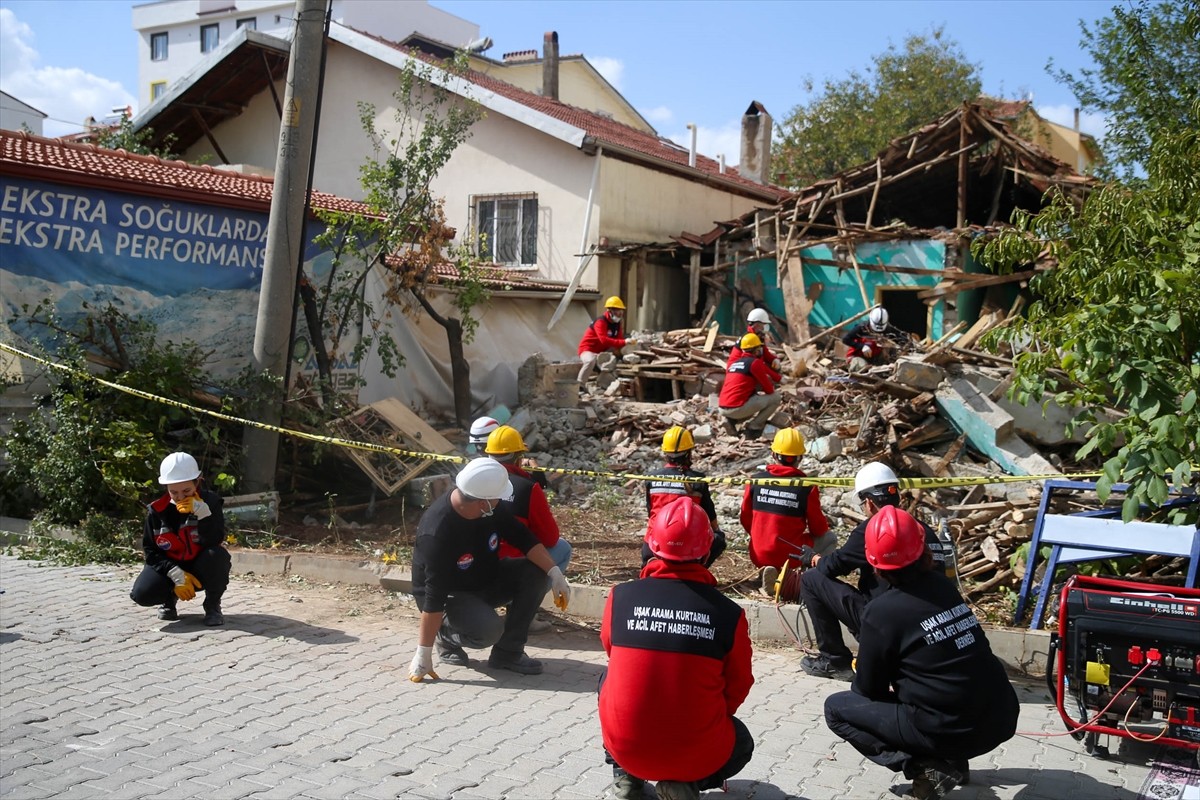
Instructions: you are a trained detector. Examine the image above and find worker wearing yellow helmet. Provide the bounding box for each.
[717,333,782,439]
[739,428,832,592]
[578,296,638,388]
[727,307,782,378]
[641,425,726,567]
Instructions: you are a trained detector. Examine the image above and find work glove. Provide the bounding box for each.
[770,359,782,373]
[547,566,571,611]
[190,498,212,520]
[408,645,439,683]
[799,545,818,570]
[174,496,194,514]
[167,566,203,601]
[625,338,638,348]
[860,345,874,359]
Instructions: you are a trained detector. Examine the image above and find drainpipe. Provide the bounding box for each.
[547,145,603,330]
[687,123,697,168]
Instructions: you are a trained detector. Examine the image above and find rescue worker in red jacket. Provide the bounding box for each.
[130,452,230,626]
[843,306,895,372]
[726,308,782,377]
[739,428,833,591]
[717,333,781,439]
[642,426,726,568]
[578,296,637,385]
[824,506,1018,800]
[599,496,755,800]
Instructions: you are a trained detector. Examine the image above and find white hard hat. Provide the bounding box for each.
[455,458,514,501]
[854,461,899,496]
[747,308,770,325]
[158,452,201,484]
[868,307,889,333]
[468,416,500,445]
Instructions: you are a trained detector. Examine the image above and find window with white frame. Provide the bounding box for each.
[200,23,220,53]
[151,32,168,61]
[150,81,167,101]
[236,17,256,30]
[474,194,538,267]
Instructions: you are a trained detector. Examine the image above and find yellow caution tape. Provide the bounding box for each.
[0,341,1108,489]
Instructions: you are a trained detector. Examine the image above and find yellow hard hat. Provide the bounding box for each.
[739,332,763,350]
[485,425,526,455]
[662,425,695,454]
[604,296,626,310]
[772,428,806,457]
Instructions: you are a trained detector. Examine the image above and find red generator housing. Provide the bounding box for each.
[1048,574,1200,759]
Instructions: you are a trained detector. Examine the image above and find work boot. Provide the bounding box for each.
[721,418,740,437]
[157,603,178,621]
[761,566,779,596]
[742,428,764,440]
[203,603,224,627]
[951,760,970,785]
[487,650,543,675]
[528,613,554,634]
[436,631,469,666]
[605,768,645,800]
[905,758,964,799]
[800,654,854,681]
[654,781,700,800]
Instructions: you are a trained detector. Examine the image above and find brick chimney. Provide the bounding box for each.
[543,31,559,101]
[739,101,772,185]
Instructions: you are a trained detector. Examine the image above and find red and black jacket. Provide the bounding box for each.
[600,560,754,782]
[718,355,776,409]
[142,488,225,573]
[496,462,560,559]
[726,325,780,380]
[578,311,627,355]
[739,464,829,568]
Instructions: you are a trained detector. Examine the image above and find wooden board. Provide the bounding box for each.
[332,398,458,496]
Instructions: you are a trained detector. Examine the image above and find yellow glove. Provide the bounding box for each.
[174,496,194,514]
[547,566,571,611]
[168,567,203,601]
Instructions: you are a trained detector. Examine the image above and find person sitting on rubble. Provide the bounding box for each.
[843,307,899,373]
[485,425,571,634]
[823,505,1018,800]
[739,428,834,593]
[796,462,950,681]
[578,295,638,390]
[727,308,783,379]
[717,333,782,439]
[407,458,571,680]
[599,496,755,800]
[642,425,726,568]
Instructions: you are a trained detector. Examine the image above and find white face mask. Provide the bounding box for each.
[480,499,496,518]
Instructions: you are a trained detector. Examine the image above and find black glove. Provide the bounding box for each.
[799,545,818,569]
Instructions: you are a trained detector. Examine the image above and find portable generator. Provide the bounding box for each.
[1047,573,1200,760]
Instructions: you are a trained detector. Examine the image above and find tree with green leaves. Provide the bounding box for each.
[973,97,1200,523]
[94,115,179,160]
[1049,0,1200,181]
[772,27,981,188]
[310,53,485,425]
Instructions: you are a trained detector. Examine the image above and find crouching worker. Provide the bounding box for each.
[824,506,1018,800]
[600,496,754,800]
[130,452,230,626]
[408,458,571,681]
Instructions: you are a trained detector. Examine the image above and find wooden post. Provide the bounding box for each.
[865,157,882,230]
[957,107,969,229]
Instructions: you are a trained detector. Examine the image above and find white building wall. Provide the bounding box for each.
[0,92,46,136]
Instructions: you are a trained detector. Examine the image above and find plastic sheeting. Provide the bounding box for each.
[357,269,593,419]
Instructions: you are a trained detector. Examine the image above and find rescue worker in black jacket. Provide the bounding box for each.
[641,426,726,568]
[798,462,950,680]
[824,506,1018,800]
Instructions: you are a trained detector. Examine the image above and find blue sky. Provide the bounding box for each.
[1,0,1116,160]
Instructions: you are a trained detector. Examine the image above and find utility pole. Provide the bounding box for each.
[243,0,327,492]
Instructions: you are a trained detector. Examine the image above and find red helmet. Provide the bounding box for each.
[645,496,713,562]
[865,506,926,570]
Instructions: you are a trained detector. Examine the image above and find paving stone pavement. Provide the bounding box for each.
[0,555,1160,799]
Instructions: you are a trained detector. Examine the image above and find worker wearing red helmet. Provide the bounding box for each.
[599,496,754,800]
[797,462,949,681]
[717,333,781,439]
[726,308,782,379]
[823,506,1018,800]
[578,295,638,385]
[739,428,832,588]
[642,425,726,568]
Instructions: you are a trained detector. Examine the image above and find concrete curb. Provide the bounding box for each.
[226,548,1053,677]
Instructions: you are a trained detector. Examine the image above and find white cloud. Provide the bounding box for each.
[1036,102,1109,140]
[640,105,673,125]
[0,8,135,137]
[666,119,744,168]
[589,56,624,91]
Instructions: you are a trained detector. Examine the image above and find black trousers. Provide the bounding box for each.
[130,546,232,611]
[605,716,754,790]
[439,558,547,660]
[800,567,867,662]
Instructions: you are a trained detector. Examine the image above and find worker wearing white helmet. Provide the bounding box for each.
[408,458,572,681]
[842,306,894,372]
[467,416,500,453]
[727,307,782,378]
[797,462,946,682]
[130,452,230,626]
